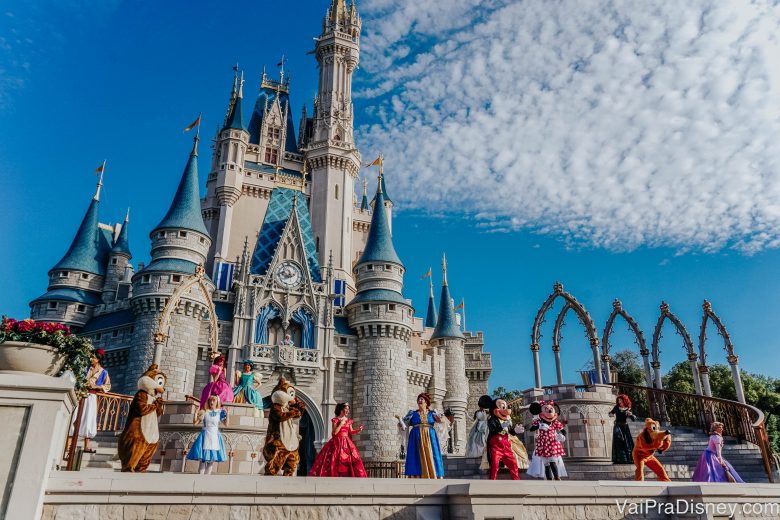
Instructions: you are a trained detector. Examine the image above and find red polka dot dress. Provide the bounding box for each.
[532,419,565,457]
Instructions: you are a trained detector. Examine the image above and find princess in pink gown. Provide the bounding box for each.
[199,355,233,409]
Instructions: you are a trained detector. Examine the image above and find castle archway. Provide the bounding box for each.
[698,300,746,403]
[651,302,702,395]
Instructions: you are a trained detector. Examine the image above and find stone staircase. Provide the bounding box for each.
[625,420,769,482]
[61,432,161,472]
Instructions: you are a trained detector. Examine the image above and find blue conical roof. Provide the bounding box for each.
[425,289,438,328]
[152,141,209,236]
[225,90,246,131]
[52,197,105,275]
[360,192,369,211]
[432,282,464,339]
[357,176,401,265]
[112,216,131,257]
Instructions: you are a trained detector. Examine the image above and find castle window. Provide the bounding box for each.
[111,258,118,265]
[158,231,165,238]
[335,184,339,200]
[362,304,370,312]
[267,126,281,143]
[385,264,391,270]
[76,304,86,313]
[179,231,188,238]
[339,337,348,345]
[171,275,182,284]
[367,264,374,271]
[389,304,396,311]
[130,326,135,334]
[48,302,58,310]
[81,273,90,280]
[264,147,278,164]
[315,237,320,253]
[95,333,102,341]
[142,274,151,283]
[59,271,69,278]
[112,330,119,338]
[199,236,206,244]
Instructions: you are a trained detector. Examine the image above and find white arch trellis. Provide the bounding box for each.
[699,300,746,404]
[602,299,652,387]
[531,282,601,388]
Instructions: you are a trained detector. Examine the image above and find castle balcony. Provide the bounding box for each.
[243,343,321,387]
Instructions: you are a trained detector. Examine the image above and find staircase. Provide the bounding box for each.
[625,421,770,482]
[61,431,162,472]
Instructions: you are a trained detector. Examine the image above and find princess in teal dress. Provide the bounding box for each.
[402,393,445,478]
[233,361,263,411]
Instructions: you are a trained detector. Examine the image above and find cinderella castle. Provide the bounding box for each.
[28,0,491,468]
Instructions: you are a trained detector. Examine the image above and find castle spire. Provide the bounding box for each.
[111,207,132,257]
[225,70,246,131]
[152,136,209,236]
[425,271,437,328]
[94,160,106,200]
[432,253,463,339]
[360,177,369,211]
[52,193,103,275]
[357,171,401,265]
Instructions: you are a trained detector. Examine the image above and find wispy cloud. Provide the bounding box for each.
[357,0,780,253]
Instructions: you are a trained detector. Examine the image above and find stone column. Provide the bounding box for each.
[601,354,612,384]
[699,365,712,397]
[552,344,563,385]
[590,338,603,384]
[728,355,746,404]
[652,360,663,390]
[0,372,77,520]
[640,348,653,388]
[531,343,542,389]
[688,353,703,396]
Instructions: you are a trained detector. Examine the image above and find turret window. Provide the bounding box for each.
[339,337,348,346]
[389,304,396,311]
[76,304,86,313]
[179,231,188,238]
[362,304,370,312]
[158,231,166,238]
[142,274,151,283]
[111,258,118,265]
[59,271,69,278]
[81,273,90,280]
[48,302,58,310]
[171,275,182,284]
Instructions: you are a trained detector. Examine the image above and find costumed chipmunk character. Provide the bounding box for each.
[117,364,166,472]
[527,400,567,480]
[484,396,525,480]
[633,418,672,481]
[263,377,305,476]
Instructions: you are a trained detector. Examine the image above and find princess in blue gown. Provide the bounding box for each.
[402,393,445,479]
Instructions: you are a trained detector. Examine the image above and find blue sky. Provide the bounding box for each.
[2,0,780,392]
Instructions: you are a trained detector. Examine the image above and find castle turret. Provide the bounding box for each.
[346,172,413,462]
[102,209,133,303]
[308,0,363,290]
[30,175,110,329]
[431,254,469,455]
[210,71,249,271]
[128,136,214,399]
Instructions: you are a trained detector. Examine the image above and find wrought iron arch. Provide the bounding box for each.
[699,300,745,403]
[530,281,601,388]
[602,299,652,387]
[651,301,702,395]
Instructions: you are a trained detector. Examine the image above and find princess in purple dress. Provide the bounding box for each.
[199,354,233,409]
[692,421,744,483]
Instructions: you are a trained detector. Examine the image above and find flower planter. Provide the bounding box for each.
[0,340,65,375]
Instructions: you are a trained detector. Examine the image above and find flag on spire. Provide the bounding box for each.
[365,156,382,167]
[183,115,201,132]
[454,299,464,310]
[95,161,105,175]
[421,268,432,280]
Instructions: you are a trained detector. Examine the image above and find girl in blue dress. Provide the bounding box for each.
[233,360,263,413]
[187,395,228,474]
[402,393,445,478]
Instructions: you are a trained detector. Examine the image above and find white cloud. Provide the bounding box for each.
[356,0,780,253]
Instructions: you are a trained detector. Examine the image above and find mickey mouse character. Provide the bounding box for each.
[485,396,523,480]
[528,400,567,480]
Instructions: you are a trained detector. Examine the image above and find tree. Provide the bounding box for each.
[492,386,522,402]
[610,350,646,386]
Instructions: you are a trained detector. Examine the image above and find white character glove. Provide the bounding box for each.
[514,424,525,434]
[556,432,566,443]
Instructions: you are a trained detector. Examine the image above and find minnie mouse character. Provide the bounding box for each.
[527,400,567,480]
[485,396,523,480]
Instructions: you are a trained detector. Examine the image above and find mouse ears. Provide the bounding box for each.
[529,401,542,415]
[478,395,494,410]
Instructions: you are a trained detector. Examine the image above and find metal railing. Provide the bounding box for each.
[65,391,133,470]
[612,382,775,483]
[364,460,405,478]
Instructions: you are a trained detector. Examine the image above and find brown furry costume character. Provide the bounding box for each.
[633,418,672,481]
[262,377,305,476]
[117,364,167,472]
